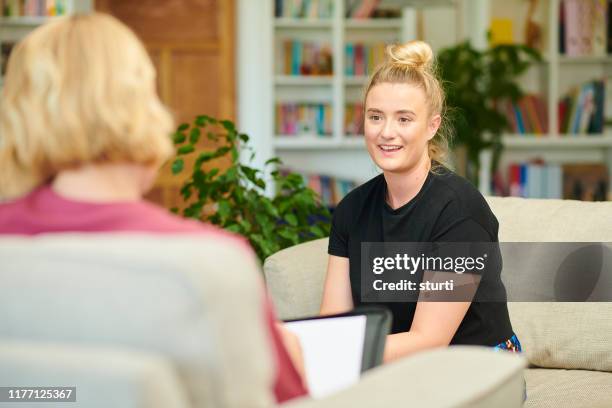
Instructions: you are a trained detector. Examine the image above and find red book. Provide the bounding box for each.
[354,44,365,76]
[509,164,522,197]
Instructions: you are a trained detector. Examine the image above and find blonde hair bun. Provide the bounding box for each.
[386,40,434,71]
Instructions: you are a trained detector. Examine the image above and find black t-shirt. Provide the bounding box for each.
[328,167,514,346]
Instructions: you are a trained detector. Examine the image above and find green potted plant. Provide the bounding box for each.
[437,41,542,185]
[170,115,331,262]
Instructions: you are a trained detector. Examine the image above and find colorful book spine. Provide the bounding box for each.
[344,42,387,77]
[560,0,608,57]
[276,103,332,136]
[283,40,333,76]
[301,172,358,206]
[506,162,564,199]
[558,80,605,135]
[345,103,364,135]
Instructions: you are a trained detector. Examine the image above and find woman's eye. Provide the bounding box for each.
[369,115,382,121]
[399,117,412,123]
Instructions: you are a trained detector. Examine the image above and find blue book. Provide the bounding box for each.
[317,105,325,135]
[513,105,525,134]
[345,44,355,76]
[519,164,528,197]
[291,41,302,75]
[571,84,587,134]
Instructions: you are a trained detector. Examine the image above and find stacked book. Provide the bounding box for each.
[496,162,609,201]
[276,102,332,136]
[498,95,548,135]
[345,42,386,77]
[282,40,333,76]
[504,163,563,199]
[345,102,364,135]
[1,0,70,16]
[305,173,358,207]
[558,80,605,134]
[559,0,608,56]
[274,0,334,19]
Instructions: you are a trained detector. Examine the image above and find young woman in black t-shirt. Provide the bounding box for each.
[320,40,522,362]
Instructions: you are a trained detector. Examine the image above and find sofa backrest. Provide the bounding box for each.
[485,196,612,242]
[0,234,275,408]
[264,197,612,373]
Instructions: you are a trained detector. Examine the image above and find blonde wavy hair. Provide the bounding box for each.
[0,12,174,200]
[364,40,452,171]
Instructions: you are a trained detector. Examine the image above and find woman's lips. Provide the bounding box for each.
[378,144,403,156]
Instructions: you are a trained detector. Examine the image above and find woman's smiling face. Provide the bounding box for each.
[364,82,440,175]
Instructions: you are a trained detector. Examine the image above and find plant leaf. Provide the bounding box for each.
[189,127,201,144]
[177,145,195,155]
[171,158,184,174]
[284,213,298,227]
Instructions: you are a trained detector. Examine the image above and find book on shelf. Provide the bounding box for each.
[276,102,332,136]
[275,0,334,19]
[560,0,608,57]
[562,163,609,201]
[498,94,548,135]
[290,171,358,207]
[282,40,333,76]
[489,18,514,46]
[496,161,609,201]
[344,42,386,77]
[1,0,71,17]
[558,80,605,134]
[344,102,364,135]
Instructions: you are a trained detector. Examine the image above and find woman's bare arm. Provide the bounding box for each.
[320,255,353,315]
[383,301,471,362]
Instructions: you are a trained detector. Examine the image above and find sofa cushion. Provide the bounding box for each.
[524,368,612,408]
[508,302,612,372]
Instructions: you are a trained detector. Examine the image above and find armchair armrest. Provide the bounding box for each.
[286,346,526,408]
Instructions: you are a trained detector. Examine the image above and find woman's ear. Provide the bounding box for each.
[428,114,441,140]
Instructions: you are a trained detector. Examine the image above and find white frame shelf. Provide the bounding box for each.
[274,75,334,86]
[274,136,365,150]
[502,135,612,148]
[274,18,333,28]
[236,0,419,184]
[0,16,56,26]
[344,18,403,29]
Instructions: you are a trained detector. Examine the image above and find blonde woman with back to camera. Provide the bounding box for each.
[0,13,308,403]
[320,41,524,364]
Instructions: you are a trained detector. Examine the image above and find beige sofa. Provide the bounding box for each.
[0,234,525,407]
[264,196,612,408]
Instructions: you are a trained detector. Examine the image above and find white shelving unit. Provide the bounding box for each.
[0,0,92,88]
[238,0,612,198]
[238,0,459,185]
[480,0,612,195]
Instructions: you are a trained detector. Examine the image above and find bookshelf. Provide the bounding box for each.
[481,0,612,200]
[238,0,460,194]
[238,0,611,202]
[0,0,93,88]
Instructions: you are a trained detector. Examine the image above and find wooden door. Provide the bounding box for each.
[95,0,235,209]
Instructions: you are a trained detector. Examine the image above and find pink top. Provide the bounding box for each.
[0,185,308,403]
